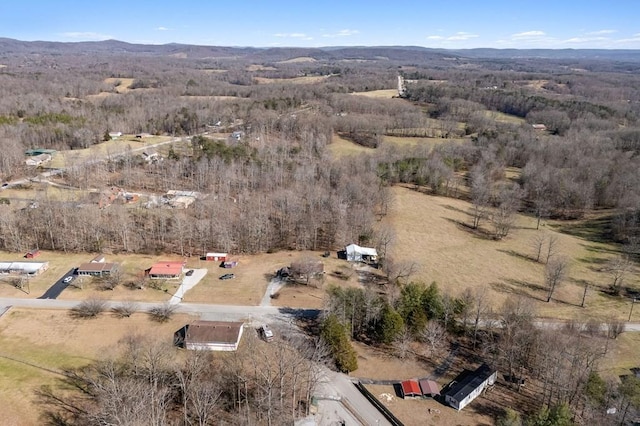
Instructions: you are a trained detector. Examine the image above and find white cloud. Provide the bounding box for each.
[322,29,359,38]
[60,31,113,41]
[512,30,546,39]
[426,35,444,40]
[587,29,617,35]
[564,36,607,43]
[447,32,479,41]
[273,32,313,40]
[156,26,169,31]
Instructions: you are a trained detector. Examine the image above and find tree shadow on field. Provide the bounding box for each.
[442,204,473,217]
[555,215,614,244]
[497,249,537,263]
[444,217,496,241]
[490,279,546,302]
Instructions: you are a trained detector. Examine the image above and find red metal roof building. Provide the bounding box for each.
[401,379,422,399]
[148,261,185,280]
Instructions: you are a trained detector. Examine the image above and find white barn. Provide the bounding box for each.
[345,244,378,263]
[0,261,49,276]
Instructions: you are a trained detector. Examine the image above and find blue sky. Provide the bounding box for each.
[2,0,640,49]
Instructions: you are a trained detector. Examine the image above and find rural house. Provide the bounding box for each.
[174,321,244,351]
[444,364,497,410]
[345,243,378,263]
[147,261,185,279]
[77,262,118,277]
[25,153,52,166]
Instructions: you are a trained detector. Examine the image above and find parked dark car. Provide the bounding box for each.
[185,270,194,276]
[219,273,235,280]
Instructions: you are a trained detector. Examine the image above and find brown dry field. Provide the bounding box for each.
[351,89,398,98]
[183,250,362,308]
[483,110,527,124]
[328,133,376,157]
[386,185,638,320]
[252,75,330,84]
[599,332,640,379]
[365,384,494,426]
[246,64,278,71]
[103,77,135,93]
[49,136,170,168]
[0,308,195,426]
[276,57,317,64]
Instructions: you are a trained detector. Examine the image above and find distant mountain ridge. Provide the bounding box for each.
[1,37,640,62]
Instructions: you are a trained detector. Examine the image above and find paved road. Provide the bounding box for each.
[37,268,76,300]
[316,367,392,426]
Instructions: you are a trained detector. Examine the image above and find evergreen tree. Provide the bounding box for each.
[375,302,404,344]
[320,314,358,373]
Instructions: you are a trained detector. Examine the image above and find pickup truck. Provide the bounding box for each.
[258,324,274,342]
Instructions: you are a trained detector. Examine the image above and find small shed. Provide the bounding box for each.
[90,254,106,263]
[419,379,441,398]
[25,249,41,259]
[206,252,227,262]
[401,380,422,399]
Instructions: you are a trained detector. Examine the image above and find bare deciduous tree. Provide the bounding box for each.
[383,257,420,285]
[605,254,631,295]
[545,257,569,302]
[393,326,412,359]
[71,298,107,318]
[148,303,177,322]
[421,320,446,356]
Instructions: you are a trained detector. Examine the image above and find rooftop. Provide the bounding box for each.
[446,364,495,401]
[185,321,244,344]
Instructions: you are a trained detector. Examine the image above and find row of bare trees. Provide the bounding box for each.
[40,332,329,425]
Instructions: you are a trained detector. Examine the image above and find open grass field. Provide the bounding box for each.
[0,308,194,425]
[484,110,527,125]
[103,77,135,93]
[49,136,170,168]
[385,185,639,320]
[253,75,330,85]
[246,64,278,71]
[351,89,398,98]
[276,57,317,64]
[0,183,83,202]
[327,133,376,157]
[599,332,640,380]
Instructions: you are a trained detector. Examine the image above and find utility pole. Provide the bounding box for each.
[629,298,637,322]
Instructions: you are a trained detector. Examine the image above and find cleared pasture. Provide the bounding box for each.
[351,89,398,98]
[0,308,193,426]
[385,186,638,320]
